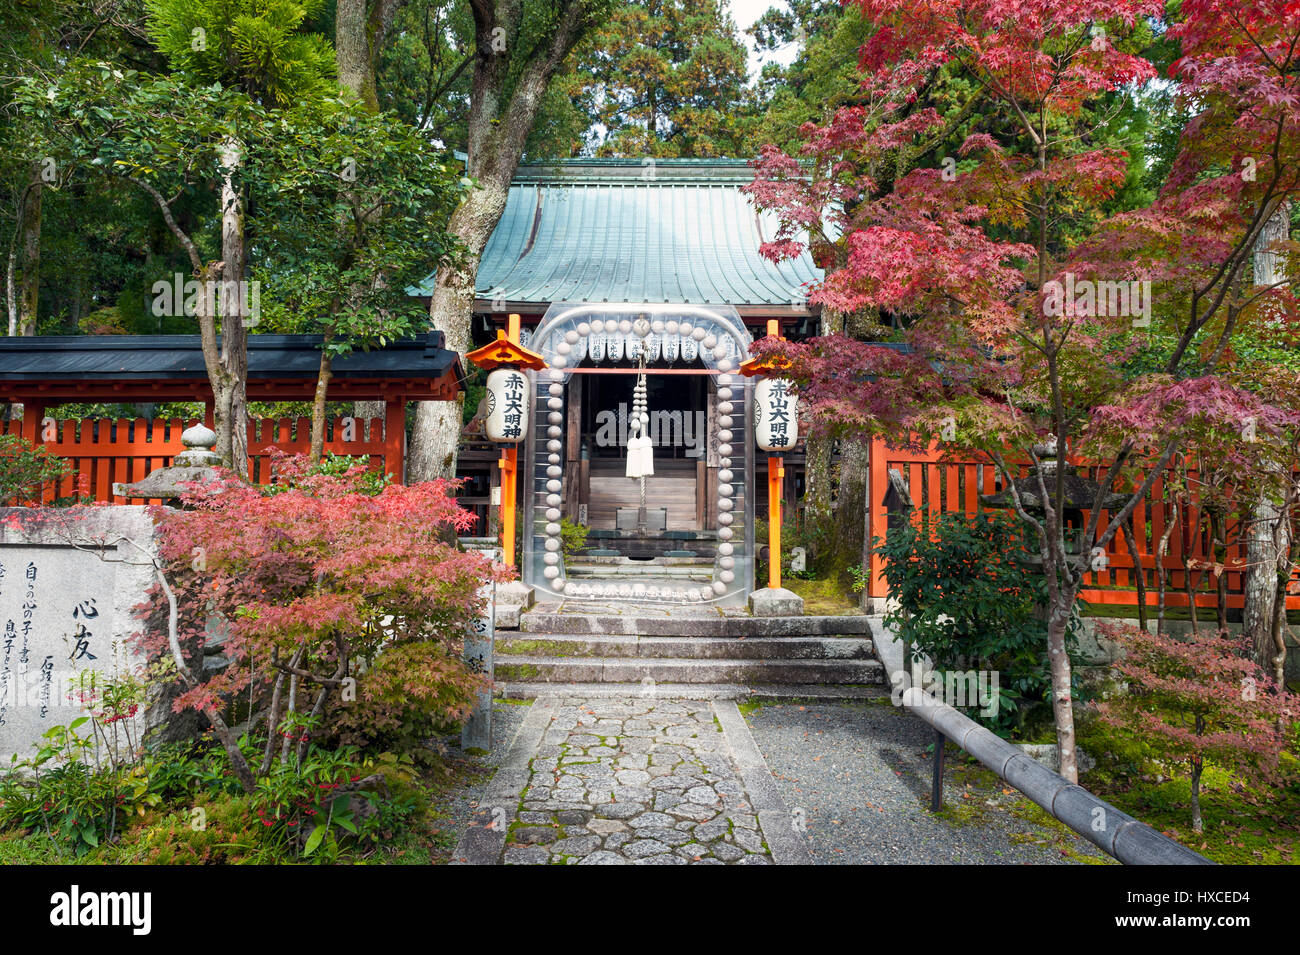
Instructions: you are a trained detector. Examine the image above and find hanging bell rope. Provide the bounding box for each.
[626,349,654,484]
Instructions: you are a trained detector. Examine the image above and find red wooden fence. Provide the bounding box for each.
[13,418,1297,613]
[4,416,392,504]
[866,437,1300,613]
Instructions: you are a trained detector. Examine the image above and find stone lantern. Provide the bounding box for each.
[112,424,223,504]
[979,437,1126,567]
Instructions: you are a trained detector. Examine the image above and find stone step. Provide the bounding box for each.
[497,633,874,660]
[494,654,885,685]
[565,563,712,580]
[519,609,871,638]
[494,682,892,702]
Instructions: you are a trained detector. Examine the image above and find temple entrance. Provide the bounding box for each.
[521,303,755,606]
[574,370,711,535]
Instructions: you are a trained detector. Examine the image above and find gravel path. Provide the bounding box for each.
[744,699,1112,865]
[429,700,530,860]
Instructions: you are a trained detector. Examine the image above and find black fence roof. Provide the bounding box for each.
[0,333,461,384]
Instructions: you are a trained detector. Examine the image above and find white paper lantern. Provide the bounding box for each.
[755,378,799,451]
[485,368,529,443]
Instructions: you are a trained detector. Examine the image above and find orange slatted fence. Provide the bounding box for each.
[4,416,392,504]
[866,436,1300,613]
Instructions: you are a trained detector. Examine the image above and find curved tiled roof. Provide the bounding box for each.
[411,159,823,313]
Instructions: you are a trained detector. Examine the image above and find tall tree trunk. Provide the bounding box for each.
[18,174,40,336]
[803,309,843,564]
[7,170,41,336]
[1246,501,1287,668]
[1245,204,1291,665]
[335,0,380,110]
[406,0,605,482]
[216,138,250,476]
[334,2,402,430]
[310,347,333,462]
[1046,597,1080,783]
[1122,519,1148,632]
[803,435,833,556]
[1155,497,1177,639]
[1189,755,1204,834]
[335,0,404,111]
[832,437,868,575]
[408,178,508,481]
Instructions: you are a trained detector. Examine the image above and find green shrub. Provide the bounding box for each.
[111,793,269,864]
[559,517,589,557]
[874,508,1079,735]
[0,432,69,504]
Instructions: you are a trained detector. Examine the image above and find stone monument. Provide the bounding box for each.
[0,506,157,766]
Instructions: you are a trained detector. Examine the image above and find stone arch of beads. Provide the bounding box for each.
[521,303,755,605]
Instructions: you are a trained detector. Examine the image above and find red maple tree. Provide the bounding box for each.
[748,0,1300,781]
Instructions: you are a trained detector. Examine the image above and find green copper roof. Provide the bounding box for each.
[412,158,822,312]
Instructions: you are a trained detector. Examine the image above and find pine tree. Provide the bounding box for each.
[576,0,752,157]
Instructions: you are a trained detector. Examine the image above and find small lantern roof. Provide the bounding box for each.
[465,331,547,371]
[739,327,793,377]
[738,354,792,377]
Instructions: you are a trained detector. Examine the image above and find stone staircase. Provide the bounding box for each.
[493,601,886,700]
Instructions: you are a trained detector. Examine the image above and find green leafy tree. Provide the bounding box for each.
[572,0,752,157]
[746,0,872,154]
[142,0,339,472]
[249,98,466,458]
[144,0,336,105]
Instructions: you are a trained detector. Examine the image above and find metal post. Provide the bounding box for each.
[931,726,946,812]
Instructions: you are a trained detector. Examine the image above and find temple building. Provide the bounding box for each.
[412,158,824,607]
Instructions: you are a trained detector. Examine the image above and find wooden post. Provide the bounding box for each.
[868,435,890,602]
[499,446,517,569]
[499,313,524,569]
[384,394,406,484]
[768,454,784,589]
[21,401,46,446]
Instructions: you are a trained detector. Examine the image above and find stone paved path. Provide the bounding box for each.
[477,697,783,865]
